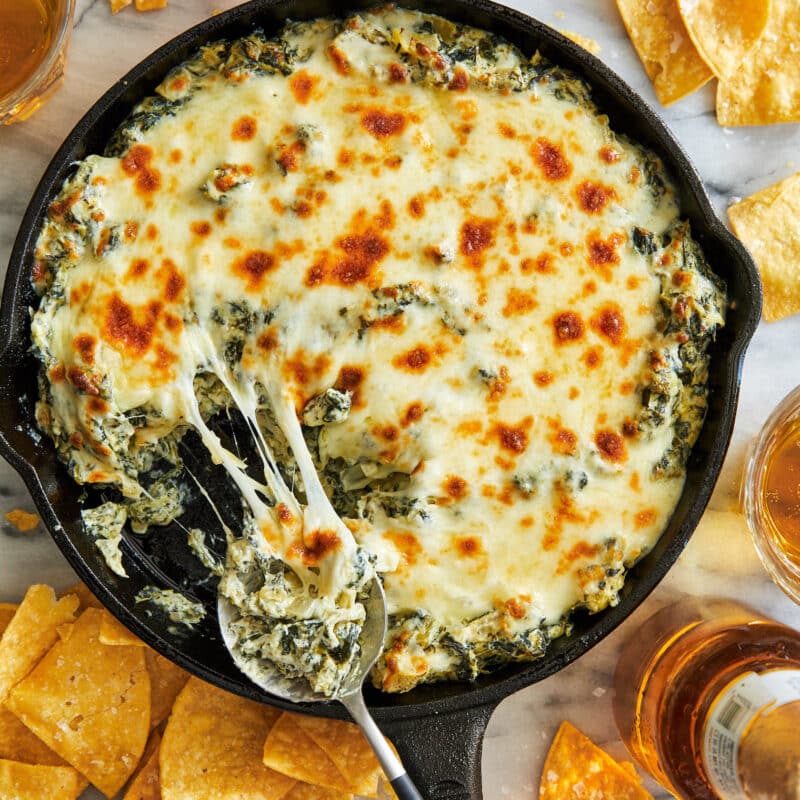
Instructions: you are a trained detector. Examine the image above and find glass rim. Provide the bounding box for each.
[742,384,800,605]
[1,0,77,111]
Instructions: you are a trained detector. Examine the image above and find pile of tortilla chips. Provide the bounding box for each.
[0,583,393,799]
[538,721,653,800]
[616,0,800,125]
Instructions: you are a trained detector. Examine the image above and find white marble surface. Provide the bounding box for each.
[1,1,800,798]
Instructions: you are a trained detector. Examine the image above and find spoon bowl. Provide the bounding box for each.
[218,575,423,799]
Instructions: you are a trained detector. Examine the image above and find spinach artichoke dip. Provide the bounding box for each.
[30,7,726,695]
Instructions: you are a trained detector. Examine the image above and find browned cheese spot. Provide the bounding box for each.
[393,345,432,372]
[289,71,319,104]
[599,146,620,164]
[532,137,572,181]
[456,536,482,557]
[587,232,624,280]
[401,402,424,427]
[552,311,585,344]
[191,221,212,237]
[576,180,616,214]
[289,529,341,566]
[494,419,532,454]
[595,430,627,463]
[73,334,96,365]
[103,294,162,356]
[334,365,365,408]
[443,475,468,500]
[448,69,469,91]
[121,144,161,196]
[231,115,257,141]
[388,63,409,84]
[591,303,626,345]
[460,218,497,268]
[232,250,276,292]
[503,287,537,317]
[361,109,406,139]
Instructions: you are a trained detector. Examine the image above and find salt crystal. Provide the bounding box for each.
[592,686,606,697]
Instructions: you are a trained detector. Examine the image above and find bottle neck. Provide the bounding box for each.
[702,668,800,800]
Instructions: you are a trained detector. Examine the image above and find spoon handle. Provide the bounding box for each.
[341,691,424,800]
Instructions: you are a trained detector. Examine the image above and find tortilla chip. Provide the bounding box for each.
[560,30,601,55]
[122,730,161,800]
[283,783,352,800]
[717,0,800,126]
[294,714,389,797]
[539,721,653,799]
[0,759,86,800]
[677,0,770,80]
[728,172,800,321]
[0,709,67,767]
[160,676,295,800]
[144,649,190,729]
[616,0,712,106]
[0,584,79,704]
[6,608,150,798]
[110,0,133,11]
[4,509,41,532]
[100,613,145,647]
[134,0,167,9]
[263,712,348,792]
[60,582,103,611]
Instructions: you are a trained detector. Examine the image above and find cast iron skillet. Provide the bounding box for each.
[0,0,761,796]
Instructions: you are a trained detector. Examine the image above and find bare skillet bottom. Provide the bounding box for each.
[0,0,761,796]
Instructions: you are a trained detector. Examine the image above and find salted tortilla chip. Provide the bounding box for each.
[110,0,133,11]
[539,721,653,799]
[6,607,150,797]
[717,0,800,126]
[263,712,348,792]
[0,759,86,800]
[134,0,167,9]
[677,0,770,80]
[728,172,800,321]
[161,676,295,800]
[0,605,65,768]
[122,730,161,800]
[560,30,601,55]
[144,649,190,729]
[0,709,67,767]
[100,613,145,647]
[294,714,389,797]
[60,582,103,611]
[0,584,78,704]
[616,0,712,106]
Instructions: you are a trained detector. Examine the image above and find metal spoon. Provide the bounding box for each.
[218,575,424,800]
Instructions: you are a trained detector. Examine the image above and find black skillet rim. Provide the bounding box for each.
[0,0,762,723]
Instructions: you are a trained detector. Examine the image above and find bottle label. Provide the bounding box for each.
[702,668,800,799]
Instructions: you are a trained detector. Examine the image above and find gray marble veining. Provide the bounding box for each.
[1,1,799,798]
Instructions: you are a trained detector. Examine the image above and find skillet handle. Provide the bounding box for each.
[378,700,498,800]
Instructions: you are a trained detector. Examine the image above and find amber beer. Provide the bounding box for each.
[613,598,800,799]
[0,0,74,123]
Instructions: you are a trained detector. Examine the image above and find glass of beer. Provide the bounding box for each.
[0,0,76,124]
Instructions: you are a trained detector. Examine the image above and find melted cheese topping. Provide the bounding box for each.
[31,9,724,693]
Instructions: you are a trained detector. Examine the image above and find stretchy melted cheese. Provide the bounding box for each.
[31,8,725,693]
